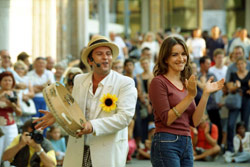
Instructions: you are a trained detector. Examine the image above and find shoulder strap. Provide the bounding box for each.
[13,91,17,97]
[209,122,212,134]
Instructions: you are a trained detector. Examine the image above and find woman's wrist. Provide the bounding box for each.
[187,93,195,99]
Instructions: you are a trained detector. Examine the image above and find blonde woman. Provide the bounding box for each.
[13,61,35,125]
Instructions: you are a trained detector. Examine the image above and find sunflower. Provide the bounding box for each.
[100,93,118,112]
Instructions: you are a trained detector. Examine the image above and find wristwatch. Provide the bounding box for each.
[36,148,44,156]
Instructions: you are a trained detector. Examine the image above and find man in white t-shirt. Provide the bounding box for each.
[26,57,55,117]
[209,48,228,81]
[186,28,206,66]
[209,48,228,103]
[109,31,128,61]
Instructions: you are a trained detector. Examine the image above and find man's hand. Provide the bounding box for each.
[76,121,93,137]
[33,110,56,130]
[28,139,42,152]
[19,132,31,148]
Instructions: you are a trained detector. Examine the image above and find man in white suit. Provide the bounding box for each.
[34,35,137,167]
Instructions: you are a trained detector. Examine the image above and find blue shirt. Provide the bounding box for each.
[49,137,66,152]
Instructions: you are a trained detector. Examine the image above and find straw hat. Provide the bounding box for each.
[81,35,119,68]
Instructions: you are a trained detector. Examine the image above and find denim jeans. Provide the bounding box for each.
[234,152,250,163]
[241,97,250,131]
[151,132,193,167]
[227,108,240,152]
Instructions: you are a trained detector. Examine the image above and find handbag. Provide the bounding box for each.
[20,99,37,116]
[225,92,242,110]
[140,103,148,119]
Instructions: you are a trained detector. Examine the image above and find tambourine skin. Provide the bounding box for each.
[43,82,86,137]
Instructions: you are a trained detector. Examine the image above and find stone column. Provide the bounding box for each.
[32,0,56,60]
[98,0,109,37]
[246,0,250,32]
[197,0,203,29]
[141,0,149,33]
[149,0,161,32]
[77,0,89,53]
[0,0,10,50]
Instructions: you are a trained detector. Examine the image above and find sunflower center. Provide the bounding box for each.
[105,98,113,106]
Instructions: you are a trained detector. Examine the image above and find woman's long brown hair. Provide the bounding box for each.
[153,36,192,87]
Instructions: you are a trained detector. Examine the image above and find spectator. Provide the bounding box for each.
[226,57,250,152]
[124,59,142,149]
[111,59,124,74]
[141,32,160,63]
[137,123,155,160]
[226,28,241,56]
[206,26,225,64]
[136,57,154,143]
[196,56,222,145]
[218,84,229,153]
[2,119,56,167]
[0,50,25,87]
[209,49,228,103]
[54,62,66,84]
[46,56,55,71]
[63,67,83,94]
[191,114,220,161]
[17,52,32,71]
[186,28,206,67]
[225,122,250,163]
[0,72,22,164]
[209,49,228,81]
[47,125,66,166]
[229,29,250,59]
[109,31,128,61]
[27,57,55,118]
[225,45,250,83]
[190,61,198,75]
[134,47,154,76]
[13,61,35,127]
[127,119,136,163]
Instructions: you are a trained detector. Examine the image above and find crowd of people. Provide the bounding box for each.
[0,26,249,166]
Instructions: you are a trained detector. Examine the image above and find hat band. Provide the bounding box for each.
[89,39,109,46]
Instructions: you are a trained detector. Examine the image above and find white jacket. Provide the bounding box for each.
[63,70,137,167]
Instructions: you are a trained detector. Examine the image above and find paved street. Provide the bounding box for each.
[126,156,250,167]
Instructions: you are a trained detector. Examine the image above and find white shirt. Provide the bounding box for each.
[27,69,55,97]
[186,37,206,59]
[141,41,159,62]
[209,65,228,103]
[234,132,250,153]
[112,36,126,61]
[85,73,109,145]
[209,65,228,81]
[229,37,250,58]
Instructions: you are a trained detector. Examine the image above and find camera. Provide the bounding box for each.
[5,94,17,103]
[29,130,44,144]
[28,122,44,144]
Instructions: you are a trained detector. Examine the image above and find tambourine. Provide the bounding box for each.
[43,82,86,137]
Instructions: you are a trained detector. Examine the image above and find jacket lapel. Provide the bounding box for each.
[92,71,114,119]
[92,84,113,119]
[79,73,92,116]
